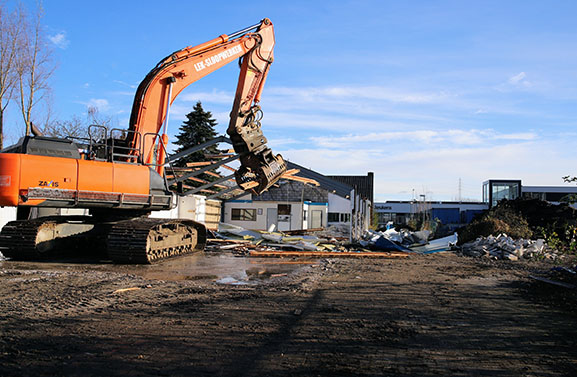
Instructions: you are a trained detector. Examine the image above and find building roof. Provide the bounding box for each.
[327,172,374,202]
[286,161,354,198]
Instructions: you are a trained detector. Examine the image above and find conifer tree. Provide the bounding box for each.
[173,101,219,168]
[172,101,224,192]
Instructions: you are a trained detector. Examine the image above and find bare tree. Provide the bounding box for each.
[0,3,24,149]
[42,107,113,140]
[43,115,87,139]
[14,3,54,136]
[87,106,112,128]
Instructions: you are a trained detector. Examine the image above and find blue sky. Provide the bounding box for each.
[6,0,577,201]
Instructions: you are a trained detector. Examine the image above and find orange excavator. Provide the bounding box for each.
[0,18,286,263]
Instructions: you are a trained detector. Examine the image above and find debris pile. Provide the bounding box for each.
[206,223,409,258]
[460,233,558,261]
[360,228,456,254]
[306,224,350,240]
[364,228,431,248]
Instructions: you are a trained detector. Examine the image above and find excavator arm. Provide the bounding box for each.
[128,18,285,194]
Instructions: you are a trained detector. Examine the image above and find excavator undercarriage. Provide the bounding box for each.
[0,215,206,264]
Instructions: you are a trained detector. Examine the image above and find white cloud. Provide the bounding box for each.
[309,129,539,149]
[83,98,110,111]
[508,72,526,84]
[268,86,453,105]
[279,137,577,202]
[49,32,69,49]
[500,71,532,89]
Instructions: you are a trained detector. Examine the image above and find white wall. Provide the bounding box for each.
[0,207,17,230]
[328,192,351,213]
[223,201,306,231]
[150,194,209,221]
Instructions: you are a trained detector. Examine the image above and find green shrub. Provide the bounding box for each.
[458,198,577,253]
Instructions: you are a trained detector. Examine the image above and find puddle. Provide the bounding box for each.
[0,252,319,284]
[132,253,317,284]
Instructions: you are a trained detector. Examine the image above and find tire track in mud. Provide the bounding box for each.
[0,269,154,321]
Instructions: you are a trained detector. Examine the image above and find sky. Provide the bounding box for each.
[5,0,577,202]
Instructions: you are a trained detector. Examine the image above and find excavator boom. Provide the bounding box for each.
[128,18,285,193]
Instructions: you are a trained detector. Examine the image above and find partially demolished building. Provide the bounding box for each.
[222,161,373,239]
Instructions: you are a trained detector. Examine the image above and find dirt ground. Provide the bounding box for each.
[0,252,576,377]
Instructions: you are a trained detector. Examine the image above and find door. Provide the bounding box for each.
[266,208,278,231]
[311,210,323,228]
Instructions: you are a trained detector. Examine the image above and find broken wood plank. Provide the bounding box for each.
[281,169,300,176]
[205,171,222,178]
[249,250,410,258]
[282,175,320,186]
[207,239,253,244]
[186,161,216,167]
[185,176,208,184]
[204,153,236,159]
[241,181,260,189]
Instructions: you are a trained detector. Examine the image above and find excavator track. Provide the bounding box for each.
[106,218,207,264]
[0,217,97,260]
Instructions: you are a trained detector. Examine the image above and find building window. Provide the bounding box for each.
[328,213,351,223]
[328,212,339,222]
[278,204,291,215]
[231,208,257,221]
[546,192,569,202]
[491,182,520,207]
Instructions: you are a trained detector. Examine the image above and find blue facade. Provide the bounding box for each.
[432,208,461,224]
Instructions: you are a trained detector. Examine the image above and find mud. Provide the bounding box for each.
[0,252,576,376]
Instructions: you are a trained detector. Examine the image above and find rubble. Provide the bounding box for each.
[410,233,458,254]
[360,228,457,254]
[459,233,559,261]
[207,223,409,258]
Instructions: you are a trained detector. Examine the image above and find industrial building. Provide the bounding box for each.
[483,179,577,208]
[374,201,487,230]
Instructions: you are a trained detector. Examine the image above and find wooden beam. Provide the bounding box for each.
[205,171,222,178]
[186,161,216,167]
[185,176,207,184]
[204,153,236,159]
[249,250,410,258]
[281,169,300,177]
[282,175,320,186]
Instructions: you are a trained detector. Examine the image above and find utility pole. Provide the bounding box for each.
[458,178,462,202]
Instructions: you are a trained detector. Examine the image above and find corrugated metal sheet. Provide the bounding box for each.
[327,172,374,202]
